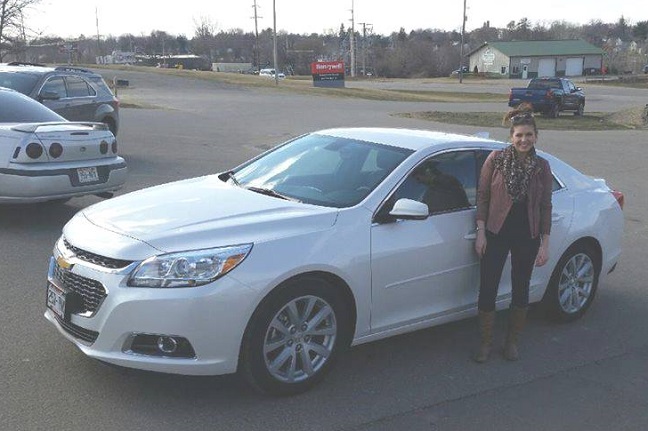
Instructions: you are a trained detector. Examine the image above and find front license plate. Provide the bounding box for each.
[77,167,99,183]
[47,282,66,320]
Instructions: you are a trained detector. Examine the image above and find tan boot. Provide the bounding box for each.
[503,306,528,361]
[474,310,495,363]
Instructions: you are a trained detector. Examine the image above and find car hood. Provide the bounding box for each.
[73,175,339,257]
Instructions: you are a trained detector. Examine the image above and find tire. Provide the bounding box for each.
[239,276,352,395]
[542,244,600,322]
[574,102,584,116]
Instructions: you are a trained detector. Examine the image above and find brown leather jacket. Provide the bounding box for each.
[476,149,553,238]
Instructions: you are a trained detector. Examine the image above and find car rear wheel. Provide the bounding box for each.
[542,244,600,322]
[239,276,352,395]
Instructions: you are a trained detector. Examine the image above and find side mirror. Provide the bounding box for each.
[39,90,60,101]
[574,87,582,92]
[389,198,429,220]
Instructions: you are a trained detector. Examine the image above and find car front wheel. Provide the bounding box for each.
[240,276,352,395]
[542,244,600,322]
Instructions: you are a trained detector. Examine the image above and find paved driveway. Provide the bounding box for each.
[2,69,647,431]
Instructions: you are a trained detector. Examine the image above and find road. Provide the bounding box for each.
[1,69,647,431]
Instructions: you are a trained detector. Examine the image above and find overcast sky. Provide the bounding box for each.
[28,0,645,39]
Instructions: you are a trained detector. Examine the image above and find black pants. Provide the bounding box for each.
[478,230,540,312]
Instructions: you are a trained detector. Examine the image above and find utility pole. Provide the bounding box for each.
[272,0,278,85]
[349,0,356,77]
[459,0,467,83]
[358,22,372,76]
[95,7,101,58]
[252,0,261,72]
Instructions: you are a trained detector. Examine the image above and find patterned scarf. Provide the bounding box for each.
[493,145,538,203]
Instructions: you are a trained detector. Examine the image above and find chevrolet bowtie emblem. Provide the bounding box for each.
[56,255,74,270]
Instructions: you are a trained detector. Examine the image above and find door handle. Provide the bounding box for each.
[464,231,477,240]
[551,213,564,223]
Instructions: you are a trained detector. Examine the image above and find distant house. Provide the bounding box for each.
[467,40,604,78]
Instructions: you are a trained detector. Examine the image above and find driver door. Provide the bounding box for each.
[370,150,480,332]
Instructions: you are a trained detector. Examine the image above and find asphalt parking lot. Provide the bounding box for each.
[1,69,647,430]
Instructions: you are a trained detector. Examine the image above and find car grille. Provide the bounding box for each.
[64,239,133,269]
[53,262,106,314]
[52,314,99,344]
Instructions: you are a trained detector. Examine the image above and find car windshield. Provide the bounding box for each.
[0,71,40,95]
[230,133,413,208]
[0,89,66,123]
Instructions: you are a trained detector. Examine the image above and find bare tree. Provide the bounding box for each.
[0,0,40,61]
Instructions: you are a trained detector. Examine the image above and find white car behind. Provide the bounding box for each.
[0,87,127,204]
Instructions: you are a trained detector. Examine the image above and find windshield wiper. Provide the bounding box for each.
[246,186,300,202]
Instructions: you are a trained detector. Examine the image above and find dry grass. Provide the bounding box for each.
[398,108,648,131]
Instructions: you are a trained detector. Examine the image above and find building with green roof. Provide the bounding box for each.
[466,40,604,78]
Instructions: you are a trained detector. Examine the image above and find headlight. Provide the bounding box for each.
[127,244,253,288]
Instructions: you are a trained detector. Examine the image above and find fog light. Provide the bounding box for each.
[124,333,196,358]
[157,336,178,354]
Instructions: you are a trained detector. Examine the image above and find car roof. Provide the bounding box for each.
[314,127,500,151]
[0,63,101,77]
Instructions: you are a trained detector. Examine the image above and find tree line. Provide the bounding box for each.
[3,1,647,77]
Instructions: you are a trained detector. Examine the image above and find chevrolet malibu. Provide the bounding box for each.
[45,128,623,395]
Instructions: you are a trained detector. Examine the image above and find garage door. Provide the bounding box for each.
[538,59,556,77]
[565,57,583,76]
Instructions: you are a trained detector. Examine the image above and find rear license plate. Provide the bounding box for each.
[47,282,66,320]
[77,167,99,183]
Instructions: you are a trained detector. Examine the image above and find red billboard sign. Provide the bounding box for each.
[311,61,345,88]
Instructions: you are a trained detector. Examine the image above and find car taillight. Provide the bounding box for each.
[111,139,118,154]
[611,190,624,210]
[25,142,44,159]
[100,140,109,154]
[49,142,63,158]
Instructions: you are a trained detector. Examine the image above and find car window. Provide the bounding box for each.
[41,76,67,98]
[395,151,474,215]
[65,76,95,97]
[0,90,66,122]
[0,72,40,95]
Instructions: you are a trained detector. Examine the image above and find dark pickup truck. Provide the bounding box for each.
[508,77,585,118]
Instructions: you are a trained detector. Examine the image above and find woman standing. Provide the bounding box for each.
[474,107,553,362]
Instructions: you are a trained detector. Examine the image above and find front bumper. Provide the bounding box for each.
[0,159,127,203]
[45,243,258,376]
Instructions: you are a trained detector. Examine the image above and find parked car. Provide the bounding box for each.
[0,62,120,135]
[509,77,585,118]
[0,87,127,203]
[259,68,285,79]
[643,64,648,74]
[45,128,623,395]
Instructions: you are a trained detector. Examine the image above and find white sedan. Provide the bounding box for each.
[44,128,623,395]
[0,87,127,203]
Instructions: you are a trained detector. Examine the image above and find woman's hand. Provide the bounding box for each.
[475,230,487,258]
[535,241,549,266]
